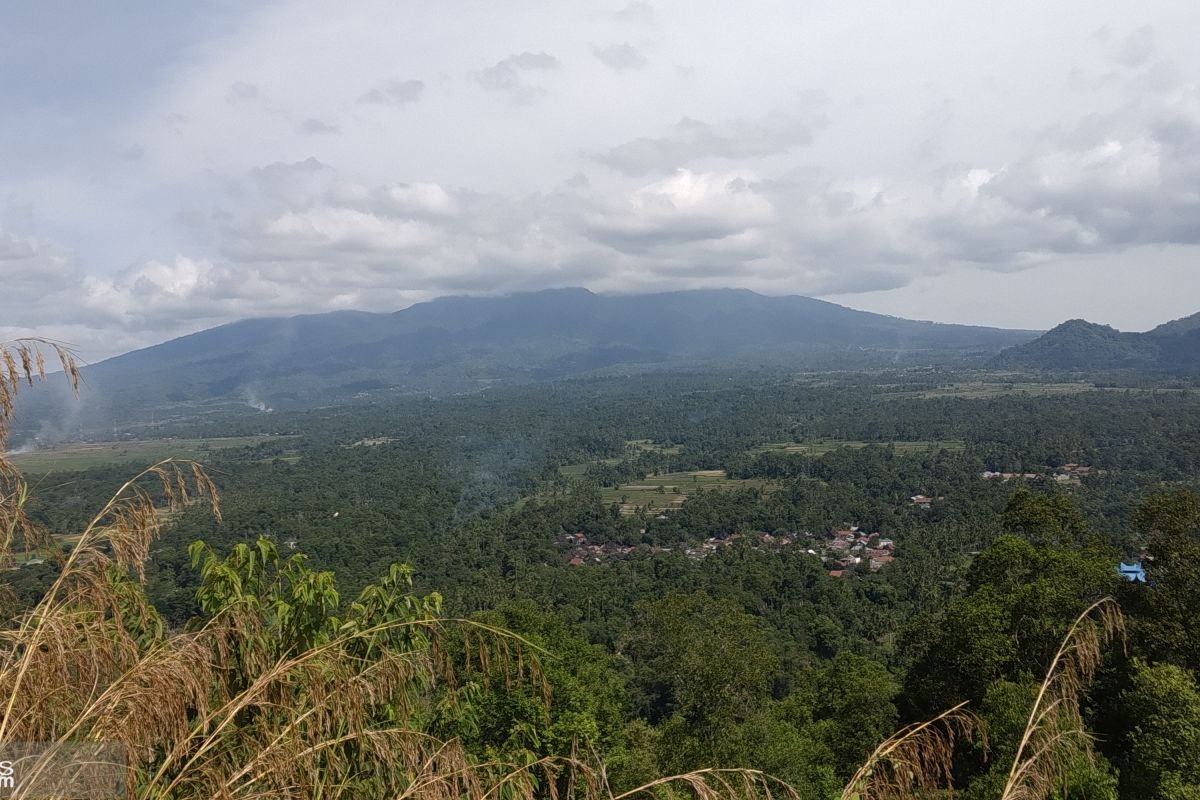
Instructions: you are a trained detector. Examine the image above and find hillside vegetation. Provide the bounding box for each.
[996,312,1200,372]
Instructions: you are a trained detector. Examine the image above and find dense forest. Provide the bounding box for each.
[5,344,1200,799]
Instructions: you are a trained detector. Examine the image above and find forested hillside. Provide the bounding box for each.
[996,313,1200,373]
[12,289,1037,439]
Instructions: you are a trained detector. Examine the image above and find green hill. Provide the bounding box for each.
[996,314,1200,372]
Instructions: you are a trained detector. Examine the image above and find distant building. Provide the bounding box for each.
[869,555,895,572]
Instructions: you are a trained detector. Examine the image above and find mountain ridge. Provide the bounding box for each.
[995,313,1200,372]
[18,287,1040,433]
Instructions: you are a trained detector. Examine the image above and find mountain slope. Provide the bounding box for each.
[996,314,1200,372]
[21,288,1038,428]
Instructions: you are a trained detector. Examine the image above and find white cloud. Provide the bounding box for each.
[357,79,425,106]
[226,81,261,104]
[473,51,561,105]
[593,43,648,71]
[597,111,825,175]
[297,117,340,135]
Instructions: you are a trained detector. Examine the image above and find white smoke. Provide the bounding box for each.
[243,388,273,413]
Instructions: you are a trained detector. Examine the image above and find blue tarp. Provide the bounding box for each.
[1118,562,1147,583]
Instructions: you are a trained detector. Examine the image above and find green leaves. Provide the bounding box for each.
[1119,660,1200,799]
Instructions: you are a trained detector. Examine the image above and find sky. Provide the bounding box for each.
[3,0,1200,361]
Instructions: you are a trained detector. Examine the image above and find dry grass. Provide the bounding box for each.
[1,339,80,571]
[840,702,981,800]
[841,598,1125,800]
[997,598,1124,800]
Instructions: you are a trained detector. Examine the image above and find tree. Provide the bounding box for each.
[1119,660,1200,799]
[1131,490,1200,669]
[1002,488,1090,548]
[901,535,1118,716]
[623,591,778,734]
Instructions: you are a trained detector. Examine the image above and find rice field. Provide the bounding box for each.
[599,469,770,515]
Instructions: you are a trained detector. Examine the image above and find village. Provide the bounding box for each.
[981,463,1095,483]
[552,463,1097,577]
[556,525,897,577]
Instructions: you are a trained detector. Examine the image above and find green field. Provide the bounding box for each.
[8,436,289,474]
[558,460,619,479]
[625,438,683,455]
[600,469,770,515]
[912,381,1099,399]
[751,439,965,456]
[557,440,682,480]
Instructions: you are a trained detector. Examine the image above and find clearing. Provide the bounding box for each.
[751,439,965,456]
[600,469,770,515]
[9,435,291,474]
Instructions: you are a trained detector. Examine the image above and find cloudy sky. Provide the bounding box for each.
[4,0,1200,360]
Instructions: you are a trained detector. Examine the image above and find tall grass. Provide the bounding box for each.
[840,702,981,800]
[997,598,1124,800]
[842,599,1124,800]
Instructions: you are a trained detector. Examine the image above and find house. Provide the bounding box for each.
[828,570,846,578]
[869,555,895,572]
[1057,464,1094,480]
[1118,562,1147,583]
[568,556,585,567]
[910,494,933,509]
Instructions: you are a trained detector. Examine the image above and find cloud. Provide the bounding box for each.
[1,230,78,290]
[596,112,825,175]
[612,2,655,26]
[226,81,261,103]
[0,229,91,346]
[1115,26,1156,68]
[251,157,340,208]
[473,51,560,105]
[586,169,772,253]
[297,117,340,135]
[79,256,306,332]
[357,79,425,106]
[593,43,648,71]
[938,93,1200,261]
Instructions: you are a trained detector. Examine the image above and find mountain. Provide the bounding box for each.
[995,312,1200,372]
[18,288,1038,432]
[1149,311,1200,338]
